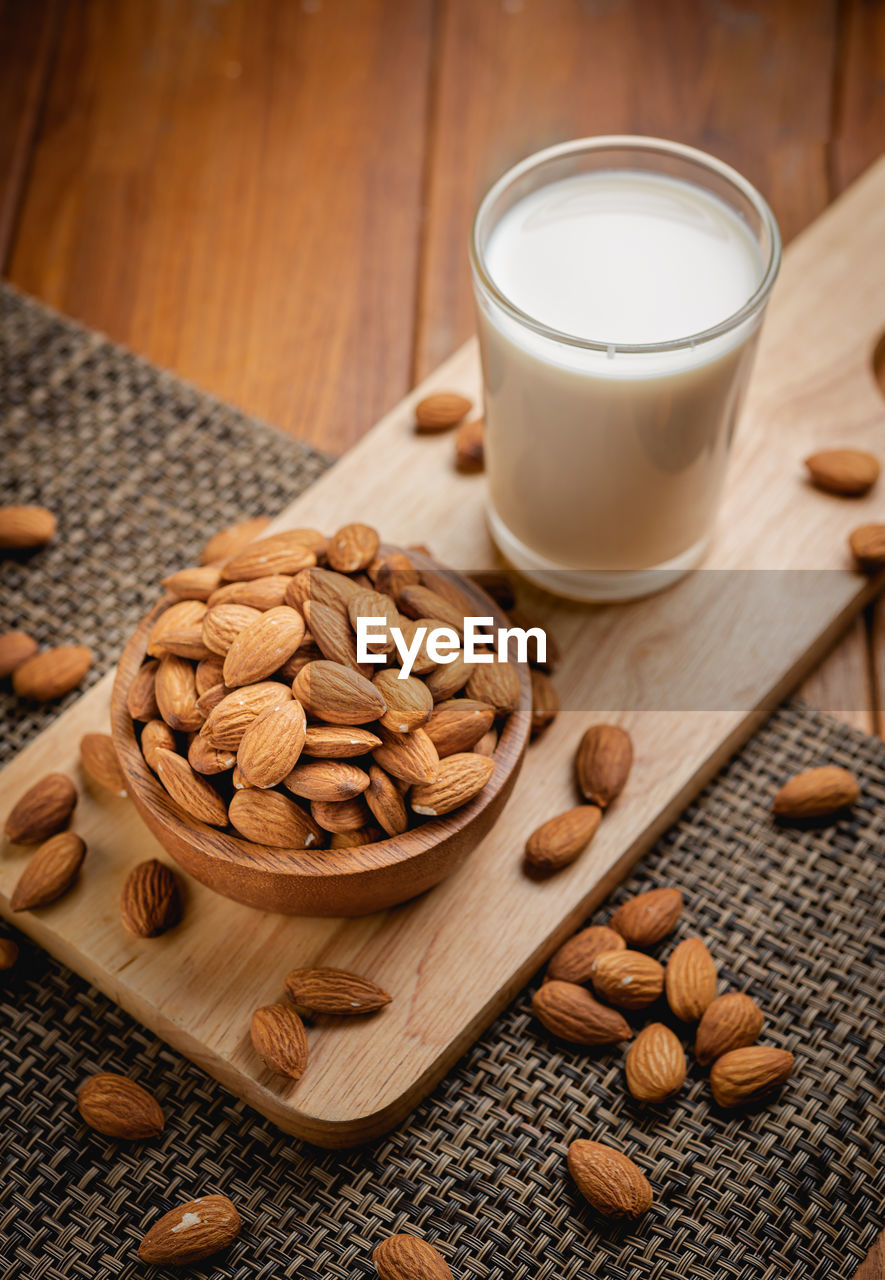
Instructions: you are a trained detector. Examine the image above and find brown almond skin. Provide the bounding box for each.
[410,752,493,816]
[294,659,386,725]
[0,503,56,548]
[365,764,409,836]
[532,980,631,1045]
[695,992,765,1066]
[222,605,305,687]
[229,788,325,848]
[127,659,160,721]
[805,448,879,496]
[80,732,127,797]
[455,417,485,472]
[12,644,92,701]
[665,937,717,1022]
[284,759,370,802]
[77,1072,165,1139]
[710,1045,794,1107]
[425,699,495,757]
[120,859,182,937]
[567,1140,653,1219]
[236,698,307,788]
[529,668,559,736]
[5,772,78,844]
[592,949,664,1010]
[373,1233,454,1280]
[0,937,20,970]
[327,522,380,573]
[625,1022,687,1102]
[464,659,520,718]
[0,630,38,678]
[414,390,472,432]
[850,523,885,570]
[250,1003,308,1079]
[284,967,392,1016]
[310,795,373,834]
[524,805,602,874]
[546,926,626,985]
[138,1194,242,1264]
[609,887,683,948]
[155,750,229,827]
[772,765,860,819]
[11,832,86,911]
[575,723,633,808]
[373,725,441,787]
[140,719,176,772]
[201,515,271,564]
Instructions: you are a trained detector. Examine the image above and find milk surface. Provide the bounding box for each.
[476,169,765,588]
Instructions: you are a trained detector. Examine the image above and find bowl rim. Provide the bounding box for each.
[111,551,533,884]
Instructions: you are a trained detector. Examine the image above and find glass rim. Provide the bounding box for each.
[469,134,782,355]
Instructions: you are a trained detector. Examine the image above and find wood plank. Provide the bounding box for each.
[0,0,59,264]
[415,0,837,379]
[6,0,433,454]
[1,156,884,1147]
[853,1231,885,1280]
[798,614,875,734]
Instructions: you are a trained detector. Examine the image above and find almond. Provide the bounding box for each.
[147,599,208,659]
[425,699,495,757]
[0,503,56,548]
[546,926,626,984]
[327,522,380,573]
[411,751,493,816]
[303,724,382,758]
[236,699,307,788]
[423,651,473,701]
[229,788,324,848]
[250,1002,309,1079]
[302,598,368,672]
[531,979,631,1045]
[709,1045,794,1107]
[575,723,633,808]
[393,618,438,674]
[286,565,362,609]
[529,668,559,737]
[201,681,291,749]
[127,659,160,720]
[201,603,263,655]
[365,764,408,836]
[12,644,92,701]
[138,1193,241,1264]
[155,750,229,826]
[373,725,442,786]
[414,390,472,431]
[473,728,497,756]
[454,417,484,472]
[665,937,717,1021]
[373,1234,454,1279]
[80,732,127,797]
[368,550,420,597]
[231,764,252,790]
[524,805,601,873]
[11,831,86,910]
[220,530,318,581]
[395,583,466,634]
[155,655,204,731]
[140,719,176,771]
[284,759,370,802]
[374,669,434,732]
[222,605,305,687]
[849,522,885,569]
[329,825,384,848]
[772,765,859,818]
[161,564,223,600]
[625,1022,687,1102]
[195,654,226,695]
[120,859,182,936]
[346,588,399,653]
[567,1140,653,1219]
[695,992,765,1066]
[0,630,38,678]
[609,887,683,948]
[188,734,236,775]
[5,772,78,844]
[201,514,272,564]
[465,658,520,717]
[293,660,386,725]
[77,1072,165,1139]
[0,938,19,970]
[207,574,292,610]
[310,795,373,833]
[284,967,392,1016]
[805,448,879,496]
[592,949,664,1009]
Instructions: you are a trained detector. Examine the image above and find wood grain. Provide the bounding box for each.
[6,0,433,453]
[2,157,885,1146]
[853,1230,885,1280]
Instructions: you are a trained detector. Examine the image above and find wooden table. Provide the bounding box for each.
[2,0,883,1269]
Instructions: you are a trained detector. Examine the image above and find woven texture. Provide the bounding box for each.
[1,286,883,1278]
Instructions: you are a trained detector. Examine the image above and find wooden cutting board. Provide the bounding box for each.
[1,157,884,1149]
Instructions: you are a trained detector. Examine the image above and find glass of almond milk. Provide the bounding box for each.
[470,136,781,601]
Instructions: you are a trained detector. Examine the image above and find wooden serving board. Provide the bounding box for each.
[2,158,884,1149]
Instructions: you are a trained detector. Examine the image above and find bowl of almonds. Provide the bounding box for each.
[111,523,532,915]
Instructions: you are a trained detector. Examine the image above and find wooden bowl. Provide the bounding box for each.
[111,560,532,916]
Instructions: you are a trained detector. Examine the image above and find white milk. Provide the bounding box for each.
[475,168,767,598]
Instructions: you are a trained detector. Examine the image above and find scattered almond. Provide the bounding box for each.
[524,805,602,873]
[710,1045,794,1107]
[665,937,717,1021]
[695,992,764,1066]
[120,859,182,937]
[575,723,633,808]
[0,630,38,678]
[567,1139,653,1219]
[414,391,472,432]
[11,831,86,910]
[529,668,559,737]
[849,523,885,570]
[79,732,127,797]
[805,448,879,496]
[772,765,859,818]
[592,949,664,1010]
[12,644,92,701]
[373,1233,454,1280]
[532,979,631,1045]
[138,1193,241,1265]
[0,937,20,970]
[454,417,485,472]
[5,772,78,844]
[546,926,625,985]
[0,503,56,548]
[609,887,683,948]
[284,967,392,1016]
[625,1022,687,1102]
[250,1002,309,1079]
[77,1072,165,1139]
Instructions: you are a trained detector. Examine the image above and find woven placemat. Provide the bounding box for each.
[1,285,883,1278]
